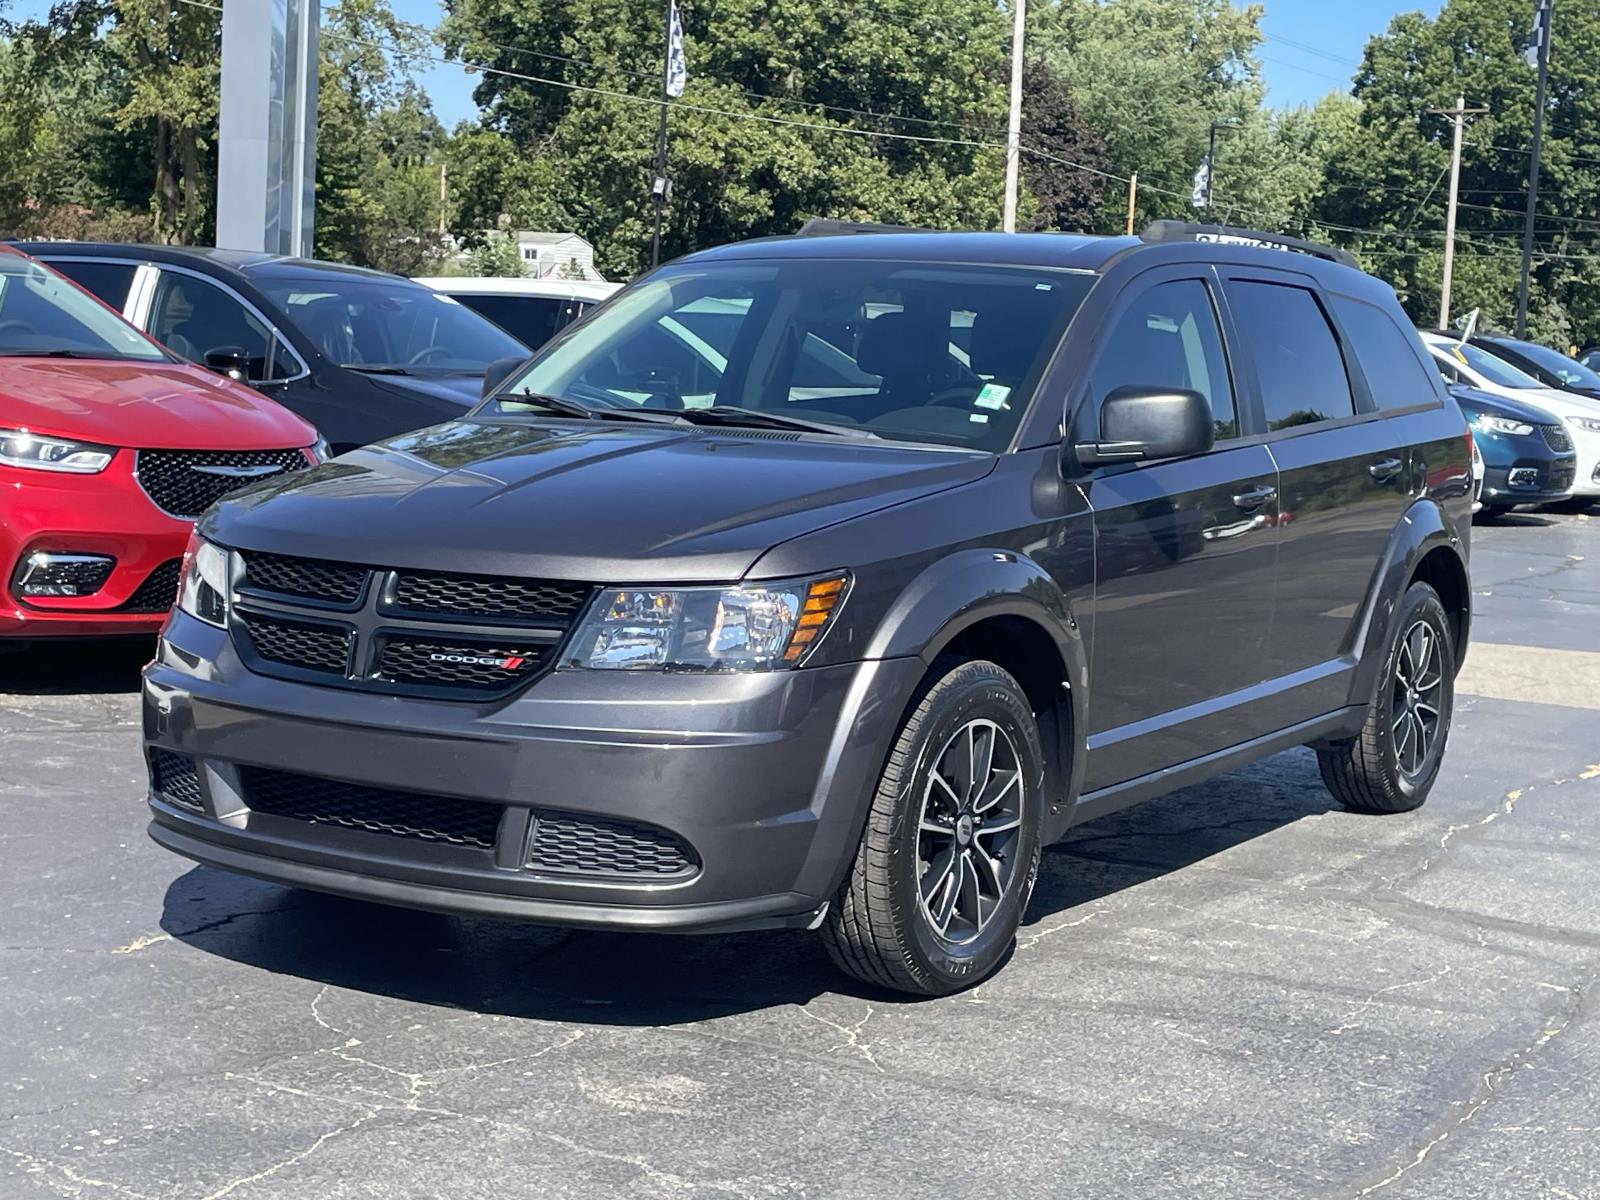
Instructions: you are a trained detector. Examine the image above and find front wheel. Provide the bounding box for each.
[822,660,1044,996]
[1317,581,1455,814]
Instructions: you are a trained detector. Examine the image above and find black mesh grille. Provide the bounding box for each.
[150,749,203,813]
[240,551,367,605]
[240,767,502,849]
[136,449,308,519]
[118,559,182,612]
[1551,460,1577,489]
[1541,424,1574,453]
[528,812,696,878]
[239,612,351,675]
[375,637,549,690]
[390,570,590,622]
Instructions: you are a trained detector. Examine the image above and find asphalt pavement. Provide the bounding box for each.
[4,508,1599,1200]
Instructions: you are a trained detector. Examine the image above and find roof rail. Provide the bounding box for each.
[795,218,931,237]
[1140,220,1359,270]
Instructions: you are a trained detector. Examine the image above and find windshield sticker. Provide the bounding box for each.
[974,383,1011,411]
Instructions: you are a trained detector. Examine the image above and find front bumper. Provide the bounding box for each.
[143,613,923,933]
[1481,460,1576,505]
[1,457,187,637]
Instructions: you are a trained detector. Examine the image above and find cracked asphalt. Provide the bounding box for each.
[4,509,1600,1199]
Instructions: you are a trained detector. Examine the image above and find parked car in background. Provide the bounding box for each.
[1578,344,1599,373]
[1470,433,1484,513]
[0,248,319,644]
[13,243,531,454]
[1444,382,1575,513]
[1423,331,1600,503]
[144,222,1471,996]
[416,276,620,351]
[1466,332,1600,401]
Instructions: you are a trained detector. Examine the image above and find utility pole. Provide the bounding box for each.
[1001,0,1025,232]
[1427,96,1487,328]
[1517,0,1554,337]
[650,3,673,268]
[438,161,448,237]
[1125,172,1138,235]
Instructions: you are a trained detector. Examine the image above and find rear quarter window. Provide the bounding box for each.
[1331,296,1442,412]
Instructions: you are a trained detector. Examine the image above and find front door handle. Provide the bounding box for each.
[1232,484,1277,511]
[1369,457,1404,482]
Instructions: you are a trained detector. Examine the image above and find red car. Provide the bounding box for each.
[0,247,321,642]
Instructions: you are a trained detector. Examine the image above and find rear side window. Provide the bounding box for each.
[1331,296,1441,411]
[46,259,137,312]
[1092,279,1237,440]
[453,293,572,349]
[1227,280,1355,431]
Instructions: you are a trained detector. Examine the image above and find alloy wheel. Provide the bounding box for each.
[1391,620,1445,780]
[916,718,1025,945]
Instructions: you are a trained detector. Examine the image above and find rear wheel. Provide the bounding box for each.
[822,660,1043,996]
[1317,581,1454,814]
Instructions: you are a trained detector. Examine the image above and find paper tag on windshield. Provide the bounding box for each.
[974,383,1011,410]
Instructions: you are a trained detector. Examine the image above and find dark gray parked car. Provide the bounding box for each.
[143,221,1473,995]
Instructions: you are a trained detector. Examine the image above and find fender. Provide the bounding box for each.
[1345,496,1469,710]
[863,548,1092,841]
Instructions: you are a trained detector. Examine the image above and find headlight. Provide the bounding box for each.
[176,533,230,627]
[1566,415,1600,434]
[1475,415,1534,437]
[563,574,849,671]
[0,428,114,473]
[307,435,332,463]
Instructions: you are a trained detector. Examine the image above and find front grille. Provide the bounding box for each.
[239,551,366,606]
[239,612,352,675]
[136,449,308,519]
[528,812,697,878]
[150,748,203,812]
[118,559,182,612]
[239,766,502,849]
[375,637,550,691]
[390,570,590,622]
[1541,424,1574,453]
[1551,460,1577,489]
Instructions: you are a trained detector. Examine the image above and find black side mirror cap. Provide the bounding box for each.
[482,356,528,400]
[203,345,251,382]
[1071,386,1215,469]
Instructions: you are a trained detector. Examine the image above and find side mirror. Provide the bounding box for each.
[1072,386,1214,469]
[203,346,251,383]
[482,356,527,400]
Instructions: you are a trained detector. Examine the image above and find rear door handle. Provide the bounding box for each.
[1232,484,1277,511]
[1369,457,1404,481]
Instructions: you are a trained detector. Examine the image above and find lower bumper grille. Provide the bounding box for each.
[119,559,183,613]
[240,766,503,849]
[528,812,696,878]
[1550,461,1577,490]
[150,749,203,813]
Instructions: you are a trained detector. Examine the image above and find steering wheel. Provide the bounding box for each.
[407,345,451,366]
[928,384,987,409]
[0,320,39,339]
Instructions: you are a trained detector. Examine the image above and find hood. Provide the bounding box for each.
[205,419,995,582]
[0,357,315,449]
[1448,384,1562,427]
[361,371,482,409]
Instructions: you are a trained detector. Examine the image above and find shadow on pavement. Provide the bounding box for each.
[1473,510,1556,528]
[0,635,154,696]
[161,749,1334,1020]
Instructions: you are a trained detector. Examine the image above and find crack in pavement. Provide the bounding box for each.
[796,1001,882,1072]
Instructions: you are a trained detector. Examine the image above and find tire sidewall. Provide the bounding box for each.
[1380,584,1455,804]
[891,666,1044,991]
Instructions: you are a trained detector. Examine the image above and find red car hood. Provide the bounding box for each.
[0,357,314,450]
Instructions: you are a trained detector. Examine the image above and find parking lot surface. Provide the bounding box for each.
[4,510,1600,1200]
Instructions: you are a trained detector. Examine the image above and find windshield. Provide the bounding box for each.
[488,260,1095,450]
[1437,339,1543,389]
[257,275,529,373]
[1492,338,1600,390]
[0,254,166,361]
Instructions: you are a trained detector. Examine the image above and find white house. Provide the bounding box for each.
[513,232,603,282]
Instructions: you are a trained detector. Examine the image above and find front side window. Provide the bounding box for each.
[257,275,529,374]
[1488,338,1600,390]
[1091,279,1237,440]
[1226,280,1355,431]
[1441,340,1543,390]
[491,261,1096,450]
[0,254,166,362]
[149,272,294,381]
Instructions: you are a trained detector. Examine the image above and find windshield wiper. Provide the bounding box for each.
[678,406,880,438]
[345,364,415,376]
[502,391,689,426]
[0,349,108,359]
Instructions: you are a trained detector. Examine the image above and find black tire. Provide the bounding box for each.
[1317,581,1455,814]
[822,660,1044,996]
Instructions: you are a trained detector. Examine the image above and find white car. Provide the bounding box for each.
[416,276,621,351]
[1422,331,1600,498]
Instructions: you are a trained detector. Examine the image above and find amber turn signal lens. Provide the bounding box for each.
[782,574,849,662]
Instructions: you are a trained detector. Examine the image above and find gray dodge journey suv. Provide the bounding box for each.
[144,221,1472,995]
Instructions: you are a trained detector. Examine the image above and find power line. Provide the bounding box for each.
[1259,31,1364,69]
